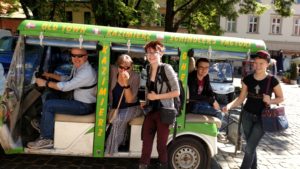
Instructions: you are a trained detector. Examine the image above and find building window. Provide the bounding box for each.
[226,18,236,32]
[271,17,282,34]
[84,12,91,24]
[294,18,300,36]
[66,11,73,22]
[248,16,259,33]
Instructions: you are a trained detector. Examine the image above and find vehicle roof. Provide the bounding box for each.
[18,20,266,54]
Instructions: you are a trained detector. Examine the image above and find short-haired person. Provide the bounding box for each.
[27,48,97,149]
[105,54,142,155]
[188,58,224,121]
[223,50,284,169]
[139,41,180,169]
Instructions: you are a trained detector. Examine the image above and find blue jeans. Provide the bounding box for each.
[40,99,94,139]
[240,110,265,169]
[191,102,223,121]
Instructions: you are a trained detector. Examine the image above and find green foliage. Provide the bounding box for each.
[273,0,294,17]
[165,0,294,34]
[90,0,160,27]
[290,63,298,80]
[0,0,19,15]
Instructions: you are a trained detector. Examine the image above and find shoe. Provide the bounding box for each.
[27,137,53,149]
[217,133,228,143]
[31,118,40,133]
[138,164,148,169]
[159,163,168,169]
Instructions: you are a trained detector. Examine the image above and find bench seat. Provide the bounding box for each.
[55,113,95,123]
[186,113,221,128]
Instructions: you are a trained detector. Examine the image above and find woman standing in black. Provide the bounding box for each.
[223,50,284,169]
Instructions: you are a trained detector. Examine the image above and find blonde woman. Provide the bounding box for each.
[106,54,142,155]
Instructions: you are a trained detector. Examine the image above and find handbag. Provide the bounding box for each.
[108,90,124,123]
[159,107,177,125]
[261,76,288,132]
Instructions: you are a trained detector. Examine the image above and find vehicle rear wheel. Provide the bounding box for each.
[168,137,208,169]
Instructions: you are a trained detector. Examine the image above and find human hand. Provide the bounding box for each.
[147,92,158,100]
[263,94,271,105]
[36,78,46,87]
[213,101,220,110]
[119,71,130,85]
[42,72,50,79]
[222,105,229,113]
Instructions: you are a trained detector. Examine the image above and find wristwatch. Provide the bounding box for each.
[123,85,130,89]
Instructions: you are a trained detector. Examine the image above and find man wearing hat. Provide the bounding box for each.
[27,48,97,149]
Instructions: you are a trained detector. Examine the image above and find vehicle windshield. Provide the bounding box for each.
[209,62,233,82]
[0,36,15,52]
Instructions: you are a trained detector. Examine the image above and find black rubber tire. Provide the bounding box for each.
[168,137,208,169]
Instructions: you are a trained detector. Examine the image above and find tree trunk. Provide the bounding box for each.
[165,0,176,32]
[20,0,31,19]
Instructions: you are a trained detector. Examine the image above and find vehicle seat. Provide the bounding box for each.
[54,113,95,155]
[186,113,221,128]
[55,113,95,123]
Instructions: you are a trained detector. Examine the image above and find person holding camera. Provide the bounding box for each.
[139,41,180,169]
[27,48,97,149]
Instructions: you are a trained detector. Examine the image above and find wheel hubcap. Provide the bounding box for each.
[173,146,200,169]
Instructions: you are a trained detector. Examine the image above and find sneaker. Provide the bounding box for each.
[217,133,228,143]
[27,137,53,149]
[31,118,40,133]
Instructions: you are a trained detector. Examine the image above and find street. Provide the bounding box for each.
[0,82,299,169]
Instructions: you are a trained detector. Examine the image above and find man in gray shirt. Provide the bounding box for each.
[27,48,97,149]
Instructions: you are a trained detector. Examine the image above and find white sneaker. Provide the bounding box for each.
[27,137,53,149]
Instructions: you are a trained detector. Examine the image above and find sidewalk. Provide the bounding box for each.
[215,83,300,169]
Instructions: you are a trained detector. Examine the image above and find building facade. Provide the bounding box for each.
[220,0,300,70]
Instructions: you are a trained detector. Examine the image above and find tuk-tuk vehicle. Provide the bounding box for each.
[0,20,266,169]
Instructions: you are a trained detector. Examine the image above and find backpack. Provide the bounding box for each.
[160,64,185,117]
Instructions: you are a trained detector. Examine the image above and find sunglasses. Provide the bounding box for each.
[71,54,86,58]
[118,65,131,70]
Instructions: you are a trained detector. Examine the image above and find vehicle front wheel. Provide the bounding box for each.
[168,137,208,169]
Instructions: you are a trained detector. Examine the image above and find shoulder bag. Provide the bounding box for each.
[261,76,288,132]
[108,90,124,124]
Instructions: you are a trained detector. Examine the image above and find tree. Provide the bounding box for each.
[165,0,295,34]
[90,0,160,27]
[0,0,19,15]
[19,0,75,21]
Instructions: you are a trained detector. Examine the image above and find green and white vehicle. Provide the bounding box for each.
[0,20,266,169]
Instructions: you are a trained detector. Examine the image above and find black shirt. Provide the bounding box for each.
[243,74,279,115]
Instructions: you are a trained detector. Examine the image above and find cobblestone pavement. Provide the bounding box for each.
[0,83,299,169]
[216,83,300,169]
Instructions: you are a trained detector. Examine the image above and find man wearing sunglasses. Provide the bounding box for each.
[27,48,97,149]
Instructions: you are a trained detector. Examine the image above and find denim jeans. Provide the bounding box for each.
[40,99,94,139]
[240,110,265,169]
[191,102,223,121]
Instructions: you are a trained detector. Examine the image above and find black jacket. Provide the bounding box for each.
[188,70,216,106]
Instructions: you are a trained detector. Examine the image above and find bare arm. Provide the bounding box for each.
[263,84,284,105]
[43,72,62,81]
[223,82,248,112]
[148,90,180,100]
